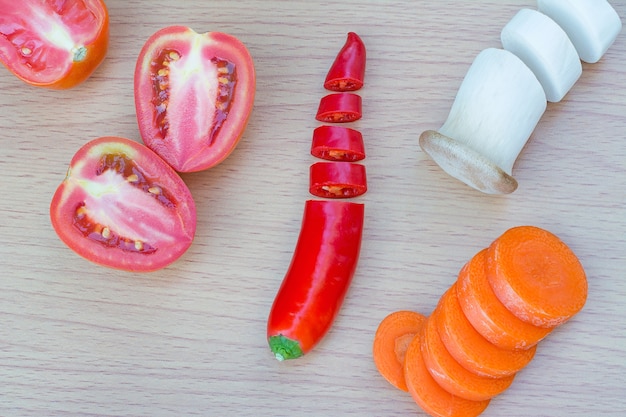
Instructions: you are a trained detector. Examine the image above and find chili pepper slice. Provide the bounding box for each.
[267,199,365,361]
[324,32,366,92]
[316,92,362,123]
[311,125,366,162]
[309,161,367,199]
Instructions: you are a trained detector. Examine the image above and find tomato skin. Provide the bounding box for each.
[324,32,366,92]
[50,137,197,272]
[134,26,256,173]
[267,200,364,360]
[309,161,367,198]
[316,93,362,123]
[0,0,109,89]
[310,125,366,162]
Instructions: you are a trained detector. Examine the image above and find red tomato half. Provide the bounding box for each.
[50,137,197,272]
[134,26,256,173]
[0,0,109,89]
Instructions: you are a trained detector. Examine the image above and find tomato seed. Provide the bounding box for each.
[127,174,139,182]
[101,227,111,239]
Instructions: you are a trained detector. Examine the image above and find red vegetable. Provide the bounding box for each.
[310,125,366,161]
[0,0,109,89]
[267,200,365,360]
[316,93,362,123]
[309,161,367,199]
[134,26,256,173]
[50,137,197,272]
[324,32,366,92]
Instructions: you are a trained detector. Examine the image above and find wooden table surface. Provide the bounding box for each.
[1,1,624,416]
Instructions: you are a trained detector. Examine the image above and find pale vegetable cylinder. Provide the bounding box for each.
[501,8,582,103]
[537,0,622,63]
[420,48,547,194]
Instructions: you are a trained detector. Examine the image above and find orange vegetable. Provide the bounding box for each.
[373,310,426,391]
[420,307,515,401]
[404,326,490,417]
[437,282,536,377]
[456,249,552,350]
[486,226,588,328]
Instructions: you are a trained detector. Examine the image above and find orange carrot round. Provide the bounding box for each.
[373,310,427,392]
[456,249,552,350]
[404,326,490,417]
[421,309,515,401]
[437,283,536,378]
[486,226,587,328]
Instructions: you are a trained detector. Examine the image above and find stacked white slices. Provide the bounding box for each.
[420,0,622,195]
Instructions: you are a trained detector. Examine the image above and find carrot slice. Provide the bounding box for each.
[404,325,490,417]
[373,310,427,392]
[436,283,536,378]
[421,308,515,401]
[456,249,552,350]
[486,226,588,328]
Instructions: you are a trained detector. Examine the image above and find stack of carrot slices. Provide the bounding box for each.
[373,225,588,417]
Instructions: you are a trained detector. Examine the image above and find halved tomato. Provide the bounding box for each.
[134,26,256,172]
[50,137,197,272]
[0,0,109,89]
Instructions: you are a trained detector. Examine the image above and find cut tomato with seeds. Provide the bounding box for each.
[134,26,256,173]
[0,0,109,89]
[50,137,197,272]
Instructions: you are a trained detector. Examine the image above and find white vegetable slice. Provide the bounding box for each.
[537,0,622,63]
[501,9,582,102]
[420,48,547,194]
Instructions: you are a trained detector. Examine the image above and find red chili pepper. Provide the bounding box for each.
[310,125,366,162]
[316,93,362,123]
[267,199,365,361]
[309,161,367,199]
[324,32,366,92]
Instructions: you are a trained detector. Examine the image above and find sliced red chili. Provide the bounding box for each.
[324,32,366,92]
[267,199,365,360]
[316,92,362,123]
[309,161,367,199]
[310,125,365,162]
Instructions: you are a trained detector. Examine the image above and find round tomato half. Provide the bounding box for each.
[50,137,197,272]
[0,0,109,89]
[134,26,256,173]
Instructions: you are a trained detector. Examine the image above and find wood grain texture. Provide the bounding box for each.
[1,1,624,416]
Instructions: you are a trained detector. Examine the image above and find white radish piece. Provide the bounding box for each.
[537,0,622,63]
[420,48,547,194]
[501,9,582,102]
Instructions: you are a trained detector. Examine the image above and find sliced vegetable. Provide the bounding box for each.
[538,0,622,63]
[267,200,364,360]
[0,0,109,89]
[316,92,362,123]
[50,137,196,272]
[420,309,515,402]
[134,26,255,172]
[310,125,365,162]
[501,8,581,102]
[419,48,547,194]
[485,226,588,328]
[373,310,427,392]
[456,249,552,350]
[436,282,536,378]
[324,32,366,92]
[309,161,367,199]
[404,326,490,417]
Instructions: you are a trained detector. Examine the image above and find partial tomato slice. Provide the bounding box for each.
[0,0,109,89]
[134,26,256,173]
[50,137,197,272]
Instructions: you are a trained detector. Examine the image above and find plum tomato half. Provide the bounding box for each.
[0,0,109,89]
[50,137,197,272]
[134,26,256,173]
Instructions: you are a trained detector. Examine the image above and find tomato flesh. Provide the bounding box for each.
[135,26,256,172]
[0,0,109,89]
[50,137,197,272]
